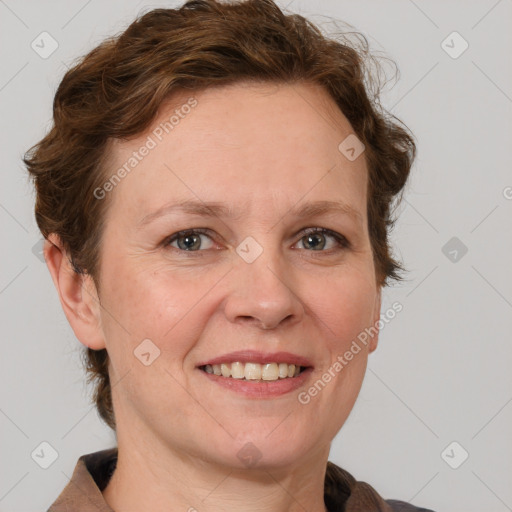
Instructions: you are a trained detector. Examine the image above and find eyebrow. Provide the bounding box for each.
[138,198,363,228]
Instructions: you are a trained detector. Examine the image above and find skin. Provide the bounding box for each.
[45,81,382,512]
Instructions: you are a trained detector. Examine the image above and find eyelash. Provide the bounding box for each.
[163,227,350,255]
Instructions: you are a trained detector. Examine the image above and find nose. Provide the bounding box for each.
[223,247,304,330]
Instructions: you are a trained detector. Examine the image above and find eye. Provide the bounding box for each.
[294,227,350,252]
[165,229,215,251]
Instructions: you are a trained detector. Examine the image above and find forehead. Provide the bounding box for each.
[103,81,368,224]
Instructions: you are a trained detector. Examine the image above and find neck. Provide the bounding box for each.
[103,431,330,512]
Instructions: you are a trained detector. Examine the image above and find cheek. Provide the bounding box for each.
[311,268,377,351]
[99,259,218,351]
[307,274,375,428]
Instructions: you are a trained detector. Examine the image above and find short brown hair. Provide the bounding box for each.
[24,0,416,431]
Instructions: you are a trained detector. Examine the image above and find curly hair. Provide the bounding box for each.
[24,0,416,431]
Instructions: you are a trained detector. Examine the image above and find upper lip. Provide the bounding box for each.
[197,350,313,368]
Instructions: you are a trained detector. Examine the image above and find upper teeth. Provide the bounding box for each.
[202,362,302,380]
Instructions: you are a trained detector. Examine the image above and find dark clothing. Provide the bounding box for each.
[47,448,436,511]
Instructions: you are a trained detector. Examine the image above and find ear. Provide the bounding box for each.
[44,234,106,350]
[368,287,382,354]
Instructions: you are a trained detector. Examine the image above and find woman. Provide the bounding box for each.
[24,1,435,510]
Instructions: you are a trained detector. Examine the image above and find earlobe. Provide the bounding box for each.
[368,288,382,354]
[44,234,106,350]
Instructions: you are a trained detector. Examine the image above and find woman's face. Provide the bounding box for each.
[93,81,381,469]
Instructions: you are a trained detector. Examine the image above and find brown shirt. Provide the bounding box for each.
[46,448,436,512]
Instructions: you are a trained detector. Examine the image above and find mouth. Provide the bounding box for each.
[198,362,309,381]
[196,350,313,400]
[195,350,313,397]
[195,351,314,397]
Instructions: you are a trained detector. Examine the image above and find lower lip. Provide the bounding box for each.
[198,367,314,397]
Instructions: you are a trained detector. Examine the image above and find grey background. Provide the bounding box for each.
[1,0,511,511]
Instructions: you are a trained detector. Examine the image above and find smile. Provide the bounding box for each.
[199,362,307,381]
